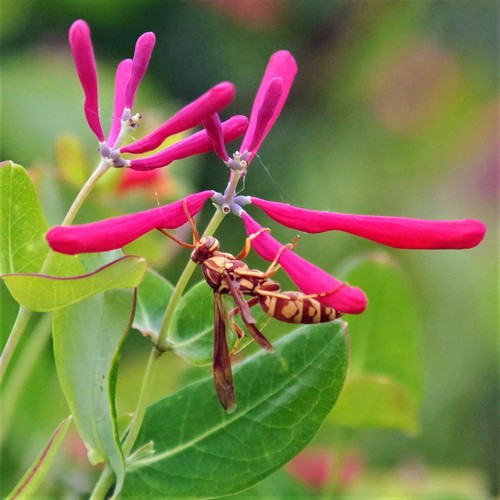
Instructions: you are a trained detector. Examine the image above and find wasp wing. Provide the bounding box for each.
[213,292,237,412]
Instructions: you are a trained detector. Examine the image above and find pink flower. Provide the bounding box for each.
[203,50,297,165]
[249,197,487,250]
[240,211,368,314]
[68,20,244,170]
[47,191,214,255]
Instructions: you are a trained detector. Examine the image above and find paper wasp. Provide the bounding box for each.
[161,205,341,412]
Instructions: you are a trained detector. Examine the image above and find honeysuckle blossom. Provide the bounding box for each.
[203,50,297,173]
[47,191,215,254]
[47,44,487,317]
[69,20,246,171]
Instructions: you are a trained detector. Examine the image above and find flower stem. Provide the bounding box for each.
[61,159,110,226]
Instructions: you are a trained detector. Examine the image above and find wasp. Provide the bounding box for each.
[162,205,341,412]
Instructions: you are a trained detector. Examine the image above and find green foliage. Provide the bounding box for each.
[330,252,422,432]
[169,280,215,365]
[121,322,348,498]
[52,288,136,492]
[3,255,147,311]
[133,268,174,339]
[0,162,48,274]
[6,416,72,499]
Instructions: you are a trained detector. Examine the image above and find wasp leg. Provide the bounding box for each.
[226,277,274,352]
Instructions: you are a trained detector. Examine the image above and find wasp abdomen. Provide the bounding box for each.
[260,291,340,324]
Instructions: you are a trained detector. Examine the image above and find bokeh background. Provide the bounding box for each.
[1,0,497,497]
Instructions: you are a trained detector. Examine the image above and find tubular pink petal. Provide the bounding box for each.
[129,115,248,171]
[107,59,133,146]
[124,32,156,109]
[121,82,236,155]
[203,113,229,161]
[68,20,105,142]
[244,77,284,154]
[241,212,368,314]
[46,191,215,255]
[251,197,487,250]
[241,50,297,162]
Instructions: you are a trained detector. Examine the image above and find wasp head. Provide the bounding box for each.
[191,236,220,264]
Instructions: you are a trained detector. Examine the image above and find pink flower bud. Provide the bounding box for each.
[68,20,105,142]
[47,191,214,255]
[243,77,284,154]
[107,59,133,147]
[241,212,368,314]
[250,197,486,250]
[241,50,297,161]
[203,113,229,161]
[124,32,156,109]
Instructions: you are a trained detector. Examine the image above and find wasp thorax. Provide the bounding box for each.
[191,237,220,264]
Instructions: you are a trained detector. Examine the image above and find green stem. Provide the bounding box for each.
[0,313,52,445]
[61,159,110,226]
[90,464,114,500]
[0,306,32,383]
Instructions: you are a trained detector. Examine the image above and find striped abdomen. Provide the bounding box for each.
[259,291,340,324]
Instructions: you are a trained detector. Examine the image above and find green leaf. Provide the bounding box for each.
[330,375,418,433]
[169,281,218,365]
[3,255,147,311]
[170,281,267,366]
[121,322,348,498]
[133,268,173,339]
[7,416,72,499]
[0,161,49,274]
[52,288,135,493]
[331,251,422,432]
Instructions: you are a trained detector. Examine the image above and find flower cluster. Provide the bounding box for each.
[47,22,486,316]
[69,20,247,171]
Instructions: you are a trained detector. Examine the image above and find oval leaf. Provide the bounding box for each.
[121,321,348,498]
[7,416,72,499]
[334,251,423,431]
[133,268,173,339]
[330,375,418,433]
[52,288,136,493]
[0,162,49,274]
[3,255,147,311]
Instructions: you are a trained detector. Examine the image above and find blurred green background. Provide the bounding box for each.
[1,0,497,497]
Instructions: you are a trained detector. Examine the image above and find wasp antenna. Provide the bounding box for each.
[182,198,200,242]
[158,228,194,249]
